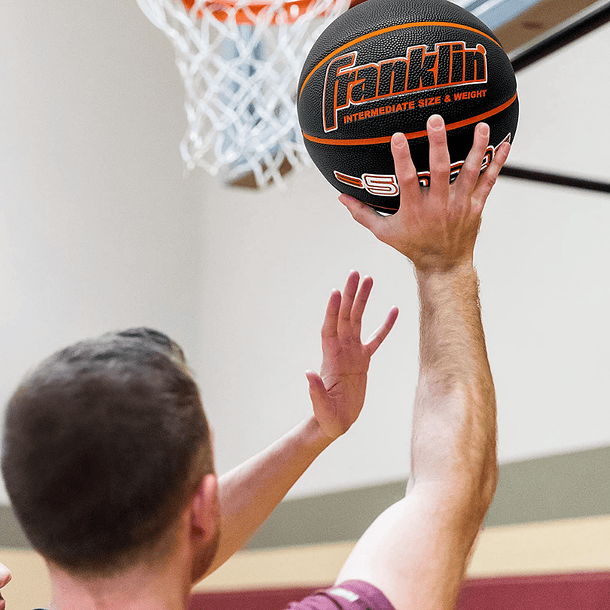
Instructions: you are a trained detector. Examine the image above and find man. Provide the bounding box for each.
[1,114,509,610]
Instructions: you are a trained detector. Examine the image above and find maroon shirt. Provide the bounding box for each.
[286,580,396,610]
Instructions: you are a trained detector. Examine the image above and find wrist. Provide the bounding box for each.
[295,415,335,454]
[415,262,481,325]
[415,259,476,282]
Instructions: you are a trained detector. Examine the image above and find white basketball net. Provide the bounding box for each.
[136,0,350,188]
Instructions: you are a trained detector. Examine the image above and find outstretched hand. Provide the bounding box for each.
[307,271,398,440]
[339,115,511,271]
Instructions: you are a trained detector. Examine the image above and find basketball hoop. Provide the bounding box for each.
[136,0,351,189]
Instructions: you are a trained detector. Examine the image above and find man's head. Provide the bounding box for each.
[1,328,216,577]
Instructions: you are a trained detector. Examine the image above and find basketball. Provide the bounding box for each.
[297,0,519,213]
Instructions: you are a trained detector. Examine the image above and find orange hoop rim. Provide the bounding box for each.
[182,0,357,25]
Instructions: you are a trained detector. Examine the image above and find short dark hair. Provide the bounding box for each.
[1,328,213,575]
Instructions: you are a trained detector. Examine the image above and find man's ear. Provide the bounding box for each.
[190,473,219,541]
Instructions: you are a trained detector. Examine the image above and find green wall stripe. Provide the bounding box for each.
[247,480,407,550]
[2,445,609,551]
[484,445,610,527]
[247,445,610,550]
[0,504,30,548]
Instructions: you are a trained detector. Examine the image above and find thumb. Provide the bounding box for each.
[338,194,386,236]
[306,370,327,400]
[306,371,339,439]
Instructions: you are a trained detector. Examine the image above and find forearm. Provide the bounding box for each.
[410,263,498,515]
[199,415,333,578]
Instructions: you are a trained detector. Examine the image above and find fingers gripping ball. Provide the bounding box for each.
[297,0,518,213]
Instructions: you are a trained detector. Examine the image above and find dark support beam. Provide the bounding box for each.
[500,166,610,194]
[510,0,610,72]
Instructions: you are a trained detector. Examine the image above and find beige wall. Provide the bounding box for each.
[195,515,610,591]
[0,549,50,609]
[0,0,206,505]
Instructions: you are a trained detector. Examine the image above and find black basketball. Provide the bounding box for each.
[297,0,518,213]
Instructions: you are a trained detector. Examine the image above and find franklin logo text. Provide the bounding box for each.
[323,41,488,132]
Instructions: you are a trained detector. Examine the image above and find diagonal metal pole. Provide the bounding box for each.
[500,166,610,194]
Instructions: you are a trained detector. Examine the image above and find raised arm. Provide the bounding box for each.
[195,272,398,582]
[334,116,509,610]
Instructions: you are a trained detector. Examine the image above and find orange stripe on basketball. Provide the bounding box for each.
[362,200,398,212]
[335,172,363,186]
[299,22,502,99]
[302,92,517,146]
